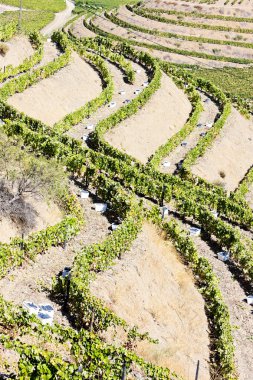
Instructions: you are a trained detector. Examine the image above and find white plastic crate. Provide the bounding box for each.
[80,190,89,199]
[162,161,171,168]
[94,203,107,212]
[189,227,201,236]
[217,251,230,262]
[23,301,39,315]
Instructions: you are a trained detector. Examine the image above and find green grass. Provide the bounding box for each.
[74,0,138,13]
[189,66,253,100]
[0,10,55,32]
[0,0,66,12]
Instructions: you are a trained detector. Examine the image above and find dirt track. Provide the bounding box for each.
[41,0,75,36]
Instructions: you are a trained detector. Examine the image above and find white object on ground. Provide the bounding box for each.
[123,99,130,104]
[62,267,71,278]
[82,135,88,142]
[39,304,54,318]
[135,69,141,74]
[111,223,119,231]
[108,102,116,108]
[94,203,107,213]
[217,251,230,262]
[119,90,126,95]
[160,206,169,217]
[162,161,171,168]
[80,190,89,199]
[189,227,201,236]
[37,312,53,325]
[23,301,39,315]
[246,295,253,305]
[210,210,218,218]
[206,123,213,129]
[86,124,94,130]
[134,89,141,95]
[181,141,187,147]
[142,81,148,87]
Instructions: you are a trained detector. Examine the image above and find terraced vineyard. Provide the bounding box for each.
[0,0,252,379]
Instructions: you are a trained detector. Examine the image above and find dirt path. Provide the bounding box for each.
[41,0,75,36]
[0,183,111,326]
[105,73,191,164]
[91,222,210,380]
[0,36,34,70]
[37,40,60,67]
[67,58,147,141]
[192,108,253,192]
[0,4,19,12]
[8,52,102,126]
[161,92,219,174]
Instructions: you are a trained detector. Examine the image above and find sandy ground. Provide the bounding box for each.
[146,0,253,18]
[69,15,96,38]
[0,4,19,13]
[120,6,253,43]
[90,222,210,380]
[41,0,75,36]
[0,183,111,326]
[0,36,34,70]
[161,92,219,174]
[105,73,191,163]
[99,12,253,61]
[8,52,102,126]
[192,108,253,192]
[0,195,63,244]
[37,41,60,67]
[67,57,148,141]
[92,15,253,68]
[189,230,253,380]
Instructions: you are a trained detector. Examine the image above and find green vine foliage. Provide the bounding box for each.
[0,21,16,41]
[0,32,243,377]
[147,209,236,379]
[131,4,253,35]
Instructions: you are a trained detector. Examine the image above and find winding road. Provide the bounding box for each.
[41,0,75,36]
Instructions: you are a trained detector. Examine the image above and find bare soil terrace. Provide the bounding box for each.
[192,108,253,192]
[105,73,191,163]
[8,52,102,126]
[0,36,34,70]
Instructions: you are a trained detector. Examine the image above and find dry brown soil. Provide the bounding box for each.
[91,222,210,380]
[0,36,34,70]
[105,73,191,163]
[0,195,63,244]
[192,108,253,192]
[8,52,102,126]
